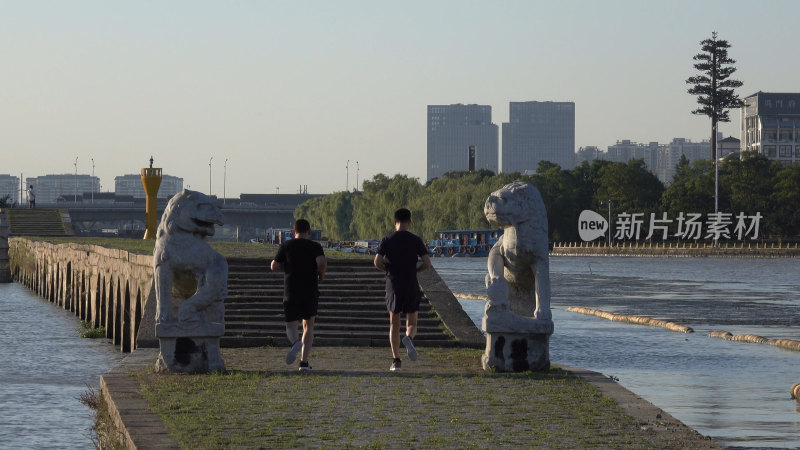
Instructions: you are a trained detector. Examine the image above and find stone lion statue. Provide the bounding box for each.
[484,181,551,321]
[154,189,227,325]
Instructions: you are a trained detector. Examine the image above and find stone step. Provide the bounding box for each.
[221,336,461,348]
[224,320,442,333]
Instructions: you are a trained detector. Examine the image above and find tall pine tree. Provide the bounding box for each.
[686,31,743,215]
[686,31,743,162]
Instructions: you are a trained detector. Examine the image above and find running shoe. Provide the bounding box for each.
[402,335,417,361]
[390,358,402,371]
[298,361,312,372]
[286,340,302,365]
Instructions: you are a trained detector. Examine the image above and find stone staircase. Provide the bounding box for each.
[7,209,73,237]
[222,257,460,348]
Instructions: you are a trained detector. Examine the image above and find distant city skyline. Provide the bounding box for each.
[3,1,799,196]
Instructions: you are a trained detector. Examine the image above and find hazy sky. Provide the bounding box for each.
[3,1,799,197]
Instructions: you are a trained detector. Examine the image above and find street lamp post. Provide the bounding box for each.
[345,160,350,192]
[602,200,613,246]
[91,158,95,204]
[355,161,359,192]
[223,158,228,205]
[209,156,213,195]
[74,157,78,204]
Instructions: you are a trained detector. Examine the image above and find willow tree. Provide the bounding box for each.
[686,31,743,214]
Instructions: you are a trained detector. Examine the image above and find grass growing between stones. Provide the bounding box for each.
[78,320,106,338]
[136,347,657,449]
[23,236,372,260]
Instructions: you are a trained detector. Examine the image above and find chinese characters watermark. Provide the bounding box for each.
[579,210,762,242]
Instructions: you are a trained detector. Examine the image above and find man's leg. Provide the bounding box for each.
[405,311,418,339]
[389,312,402,359]
[285,320,302,364]
[300,316,315,362]
[402,312,418,361]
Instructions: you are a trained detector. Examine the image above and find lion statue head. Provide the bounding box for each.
[157,189,223,239]
[484,181,547,236]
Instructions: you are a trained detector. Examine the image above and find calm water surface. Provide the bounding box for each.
[0,283,122,449]
[435,256,800,449]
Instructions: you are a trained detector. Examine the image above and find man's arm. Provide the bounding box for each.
[417,254,432,272]
[373,253,386,272]
[270,260,284,272]
[316,255,327,281]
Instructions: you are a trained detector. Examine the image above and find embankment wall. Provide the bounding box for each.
[551,241,800,258]
[8,238,155,352]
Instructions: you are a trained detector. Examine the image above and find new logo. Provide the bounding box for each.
[578,210,608,241]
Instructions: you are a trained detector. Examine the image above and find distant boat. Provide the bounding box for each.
[427,229,503,257]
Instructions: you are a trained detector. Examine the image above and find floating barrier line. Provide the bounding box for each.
[565,306,694,333]
[708,330,800,352]
[453,292,489,301]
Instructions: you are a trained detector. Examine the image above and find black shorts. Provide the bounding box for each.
[283,298,318,322]
[385,289,421,314]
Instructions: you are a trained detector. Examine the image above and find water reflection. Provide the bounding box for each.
[435,256,800,449]
[0,283,122,449]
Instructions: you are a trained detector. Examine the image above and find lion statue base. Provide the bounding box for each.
[481,182,553,372]
[153,189,228,373]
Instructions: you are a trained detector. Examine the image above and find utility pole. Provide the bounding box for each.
[345,160,350,192]
[355,161,359,192]
[91,158,95,204]
[209,156,213,195]
[74,157,78,204]
[223,158,228,205]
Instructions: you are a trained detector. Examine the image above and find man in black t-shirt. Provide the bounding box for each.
[271,219,327,371]
[374,208,432,371]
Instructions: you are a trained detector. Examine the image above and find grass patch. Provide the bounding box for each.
[78,386,126,449]
[79,320,107,338]
[135,347,658,449]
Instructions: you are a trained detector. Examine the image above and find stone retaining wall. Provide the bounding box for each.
[9,237,154,352]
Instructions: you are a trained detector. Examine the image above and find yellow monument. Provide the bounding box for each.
[141,156,162,240]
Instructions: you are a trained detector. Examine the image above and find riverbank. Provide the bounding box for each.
[101,347,719,449]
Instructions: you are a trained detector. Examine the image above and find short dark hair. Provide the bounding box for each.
[293,219,311,234]
[394,208,411,223]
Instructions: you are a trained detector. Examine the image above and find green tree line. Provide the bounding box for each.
[295,152,799,243]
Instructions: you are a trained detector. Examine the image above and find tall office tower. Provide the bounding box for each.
[502,101,575,173]
[114,174,183,199]
[427,104,498,181]
[741,91,800,165]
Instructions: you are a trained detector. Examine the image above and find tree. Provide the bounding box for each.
[686,32,744,161]
[686,32,743,218]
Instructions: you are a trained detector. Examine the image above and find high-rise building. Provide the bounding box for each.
[25,174,100,204]
[658,138,710,184]
[0,174,20,204]
[606,140,663,174]
[741,91,800,165]
[501,101,575,173]
[114,174,183,199]
[427,104,498,181]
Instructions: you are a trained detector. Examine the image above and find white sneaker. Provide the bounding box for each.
[286,340,302,365]
[402,335,417,361]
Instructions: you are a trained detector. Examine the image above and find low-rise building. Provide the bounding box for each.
[741,91,800,165]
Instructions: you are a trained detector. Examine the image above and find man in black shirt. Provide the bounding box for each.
[271,219,327,371]
[374,208,432,371]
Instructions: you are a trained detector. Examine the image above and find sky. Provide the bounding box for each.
[3,0,799,198]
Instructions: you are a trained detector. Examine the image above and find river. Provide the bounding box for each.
[0,283,122,450]
[433,256,800,449]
